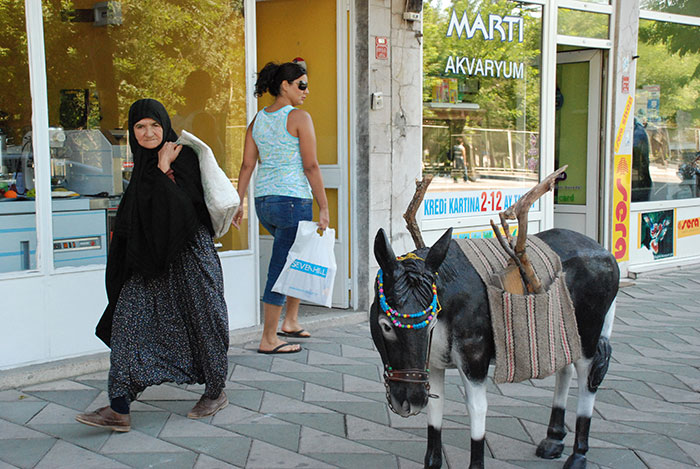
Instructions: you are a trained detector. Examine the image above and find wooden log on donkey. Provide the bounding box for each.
[370,168,619,469]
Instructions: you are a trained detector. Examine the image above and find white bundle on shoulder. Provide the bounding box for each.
[175,130,240,238]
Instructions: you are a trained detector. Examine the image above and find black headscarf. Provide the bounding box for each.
[96,99,213,346]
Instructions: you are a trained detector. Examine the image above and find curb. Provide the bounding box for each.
[0,310,368,391]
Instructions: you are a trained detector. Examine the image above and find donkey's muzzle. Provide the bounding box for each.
[383,368,431,416]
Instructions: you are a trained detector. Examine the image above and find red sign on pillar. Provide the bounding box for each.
[621,76,630,94]
[375,37,388,60]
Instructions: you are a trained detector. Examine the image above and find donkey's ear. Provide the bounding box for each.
[374,228,398,273]
[425,228,452,273]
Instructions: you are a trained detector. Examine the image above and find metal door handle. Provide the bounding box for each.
[20,241,30,270]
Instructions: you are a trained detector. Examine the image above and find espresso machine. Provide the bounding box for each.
[19,127,67,193]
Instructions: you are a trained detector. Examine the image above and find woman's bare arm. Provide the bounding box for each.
[292,110,329,230]
[232,120,259,228]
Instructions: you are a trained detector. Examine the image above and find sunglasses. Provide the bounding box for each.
[295,80,308,91]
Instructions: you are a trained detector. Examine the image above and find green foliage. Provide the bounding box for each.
[641,0,700,18]
[557,8,609,40]
[1,0,248,177]
[2,0,247,134]
[637,19,700,126]
[0,1,31,143]
[639,1,700,77]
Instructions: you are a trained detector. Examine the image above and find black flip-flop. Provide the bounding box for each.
[277,329,311,338]
[257,343,302,354]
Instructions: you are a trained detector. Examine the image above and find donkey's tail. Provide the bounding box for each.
[588,298,616,393]
[600,297,616,340]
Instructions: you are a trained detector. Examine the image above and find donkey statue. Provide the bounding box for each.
[370,227,619,469]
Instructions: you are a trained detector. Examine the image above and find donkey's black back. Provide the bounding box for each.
[535,229,620,357]
[423,228,619,377]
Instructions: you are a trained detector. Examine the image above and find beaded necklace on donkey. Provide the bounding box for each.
[376,253,441,329]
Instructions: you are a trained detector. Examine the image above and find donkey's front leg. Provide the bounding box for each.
[425,367,445,469]
[537,362,574,459]
[460,373,488,469]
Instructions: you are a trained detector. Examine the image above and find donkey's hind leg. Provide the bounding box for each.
[564,300,615,469]
[536,362,574,459]
[425,367,445,469]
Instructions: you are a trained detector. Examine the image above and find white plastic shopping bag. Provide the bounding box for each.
[272,221,337,307]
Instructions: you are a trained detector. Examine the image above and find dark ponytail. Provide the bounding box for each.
[254,61,306,97]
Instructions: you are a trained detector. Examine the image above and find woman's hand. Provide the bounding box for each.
[158,142,182,173]
[317,207,330,231]
[231,205,244,229]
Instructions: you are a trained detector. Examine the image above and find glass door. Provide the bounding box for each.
[554,49,603,240]
[256,0,350,308]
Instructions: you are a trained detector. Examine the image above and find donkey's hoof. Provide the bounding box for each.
[424,454,442,469]
[536,438,565,459]
[424,448,442,469]
[563,453,587,469]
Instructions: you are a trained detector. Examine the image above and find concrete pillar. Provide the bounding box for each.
[364,0,423,302]
[609,0,640,278]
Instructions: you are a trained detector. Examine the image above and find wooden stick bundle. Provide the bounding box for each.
[491,166,568,293]
[401,166,567,296]
[403,175,434,249]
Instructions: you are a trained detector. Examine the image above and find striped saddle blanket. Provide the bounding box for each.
[456,237,581,384]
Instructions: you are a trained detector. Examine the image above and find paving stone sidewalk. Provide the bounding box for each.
[1,265,699,468]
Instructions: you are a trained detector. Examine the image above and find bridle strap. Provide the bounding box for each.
[384,369,430,384]
[426,326,434,370]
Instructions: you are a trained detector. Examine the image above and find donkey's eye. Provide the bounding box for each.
[378,316,397,341]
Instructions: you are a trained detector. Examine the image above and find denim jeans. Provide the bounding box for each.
[255,195,313,306]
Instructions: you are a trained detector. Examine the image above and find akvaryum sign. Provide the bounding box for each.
[443,10,526,79]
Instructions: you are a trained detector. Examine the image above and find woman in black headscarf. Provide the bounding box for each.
[76,99,229,432]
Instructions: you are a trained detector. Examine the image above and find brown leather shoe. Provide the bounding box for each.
[187,391,228,419]
[75,406,130,432]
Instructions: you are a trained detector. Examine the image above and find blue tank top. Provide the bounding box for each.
[252,105,312,199]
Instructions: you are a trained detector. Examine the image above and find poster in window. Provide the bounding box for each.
[639,209,675,260]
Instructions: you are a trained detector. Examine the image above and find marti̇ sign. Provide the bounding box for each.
[443,10,525,79]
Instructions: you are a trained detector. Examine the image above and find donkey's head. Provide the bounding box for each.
[370,228,452,417]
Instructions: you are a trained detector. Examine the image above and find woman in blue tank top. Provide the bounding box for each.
[233,61,329,354]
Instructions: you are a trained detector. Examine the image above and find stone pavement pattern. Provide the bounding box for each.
[1,266,699,468]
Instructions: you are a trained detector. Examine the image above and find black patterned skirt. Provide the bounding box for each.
[108,226,229,401]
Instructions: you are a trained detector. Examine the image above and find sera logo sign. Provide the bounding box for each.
[678,217,700,239]
[612,155,631,262]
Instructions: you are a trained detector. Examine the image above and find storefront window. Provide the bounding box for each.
[0,0,40,274]
[558,8,609,39]
[422,0,541,228]
[640,1,699,17]
[41,0,248,261]
[633,19,700,202]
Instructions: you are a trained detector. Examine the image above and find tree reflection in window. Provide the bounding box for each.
[634,17,700,202]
